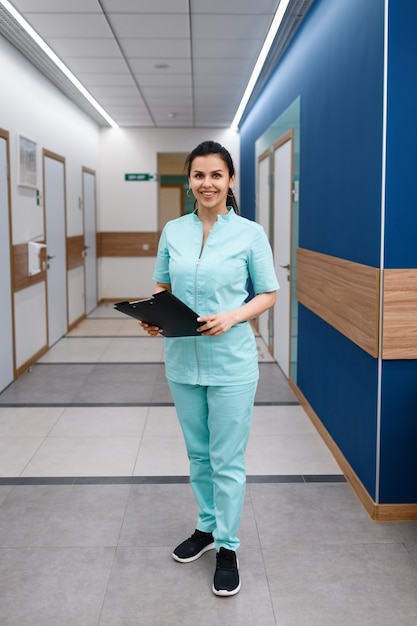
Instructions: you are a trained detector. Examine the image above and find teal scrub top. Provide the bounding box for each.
[152,208,279,386]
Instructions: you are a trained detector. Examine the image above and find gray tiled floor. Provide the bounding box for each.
[0,308,416,625]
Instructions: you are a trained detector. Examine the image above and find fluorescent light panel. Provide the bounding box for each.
[1,0,119,128]
[231,0,292,130]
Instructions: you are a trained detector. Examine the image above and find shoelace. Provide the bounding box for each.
[216,551,235,571]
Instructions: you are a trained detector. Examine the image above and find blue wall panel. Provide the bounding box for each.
[379,361,417,503]
[384,0,417,268]
[297,306,379,498]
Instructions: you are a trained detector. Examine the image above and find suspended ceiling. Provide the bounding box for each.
[0,0,314,128]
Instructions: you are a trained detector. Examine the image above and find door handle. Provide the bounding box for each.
[279,263,290,270]
[47,254,55,260]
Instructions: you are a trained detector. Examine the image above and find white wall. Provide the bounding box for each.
[0,38,100,244]
[99,127,240,298]
[0,36,100,371]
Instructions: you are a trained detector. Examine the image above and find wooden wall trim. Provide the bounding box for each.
[67,235,85,270]
[296,248,380,357]
[96,232,158,257]
[289,379,417,521]
[382,269,417,359]
[12,243,46,292]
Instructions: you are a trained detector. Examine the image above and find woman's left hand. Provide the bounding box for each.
[196,312,237,336]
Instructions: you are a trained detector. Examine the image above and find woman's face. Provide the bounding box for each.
[188,154,235,214]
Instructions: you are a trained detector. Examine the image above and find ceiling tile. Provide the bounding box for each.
[191,14,272,40]
[134,74,191,88]
[22,13,113,38]
[63,58,130,74]
[86,86,141,97]
[193,87,243,104]
[193,58,254,77]
[120,38,190,58]
[75,74,137,87]
[143,97,193,108]
[14,0,101,12]
[108,14,190,39]
[141,87,193,103]
[128,58,191,74]
[101,0,189,13]
[192,38,260,59]
[191,0,279,14]
[193,74,249,88]
[47,38,122,58]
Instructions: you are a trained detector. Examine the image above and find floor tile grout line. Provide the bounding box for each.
[31,362,167,366]
[65,335,153,338]
[0,401,300,407]
[0,475,346,486]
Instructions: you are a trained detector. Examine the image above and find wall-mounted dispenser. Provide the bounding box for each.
[28,241,46,276]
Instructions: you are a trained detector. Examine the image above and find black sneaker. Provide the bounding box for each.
[212,547,241,596]
[172,529,215,563]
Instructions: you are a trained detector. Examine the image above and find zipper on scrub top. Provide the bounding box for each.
[194,222,211,385]
[194,256,200,384]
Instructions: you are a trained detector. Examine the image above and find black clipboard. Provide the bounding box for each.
[114,290,204,337]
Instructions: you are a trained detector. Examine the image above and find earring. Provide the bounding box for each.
[186,187,192,197]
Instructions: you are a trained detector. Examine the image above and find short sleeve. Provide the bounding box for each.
[248,227,280,294]
[152,225,171,284]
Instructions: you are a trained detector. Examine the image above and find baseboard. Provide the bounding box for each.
[288,379,417,521]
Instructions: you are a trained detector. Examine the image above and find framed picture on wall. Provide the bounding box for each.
[17,134,37,188]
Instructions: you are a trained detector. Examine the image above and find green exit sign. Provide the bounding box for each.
[124,173,157,181]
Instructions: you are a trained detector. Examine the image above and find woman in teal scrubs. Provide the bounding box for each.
[141,141,279,596]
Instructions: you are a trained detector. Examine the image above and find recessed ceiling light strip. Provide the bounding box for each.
[0,0,119,128]
[231,0,291,130]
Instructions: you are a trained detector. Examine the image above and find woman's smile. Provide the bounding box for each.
[200,190,216,199]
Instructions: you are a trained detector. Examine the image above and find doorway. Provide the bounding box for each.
[43,150,68,346]
[272,130,293,378]
[255,96,300,382]
[157,152,190,231]
[257,148,273,352]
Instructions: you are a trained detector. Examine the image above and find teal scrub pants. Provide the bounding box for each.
[168,380,258,552]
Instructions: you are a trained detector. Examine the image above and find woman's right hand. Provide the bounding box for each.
[139,321,162,336]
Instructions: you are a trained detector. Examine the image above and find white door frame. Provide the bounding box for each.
[272,129,294,378]
[82,167,98,315]
[0,129,15,391]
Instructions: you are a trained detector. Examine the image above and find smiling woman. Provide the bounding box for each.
[140,140,279,597]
